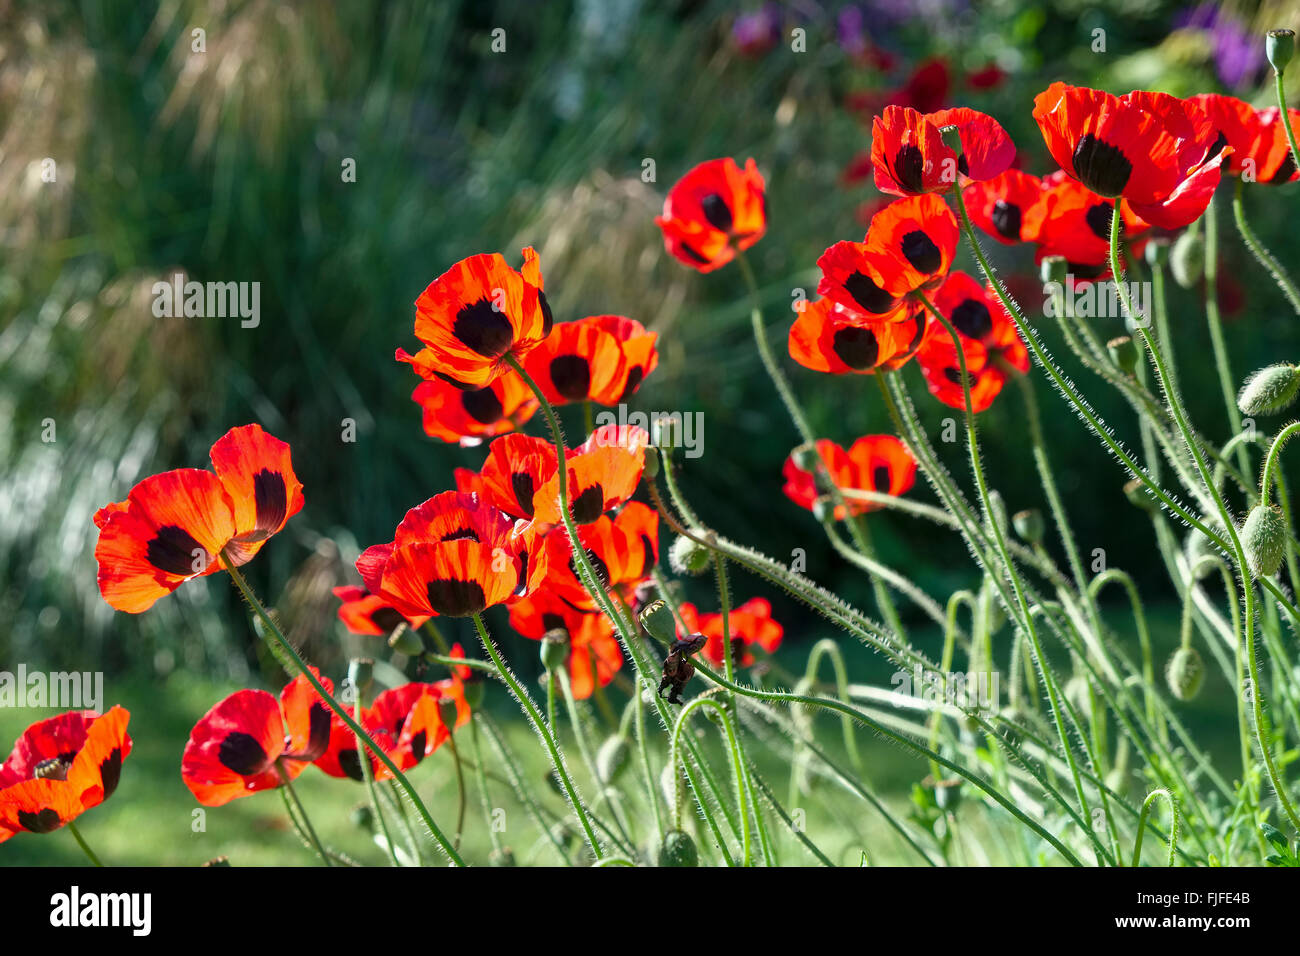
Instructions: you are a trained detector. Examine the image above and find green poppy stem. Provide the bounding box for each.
[275,762,331,866]
[66,820,104,867]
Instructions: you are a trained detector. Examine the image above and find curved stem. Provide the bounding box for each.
[1132,788,1178,867]
[1233,179,1300,314]
[221,555,463,864]
[1203,194,1253,480]
[276,762,331,866]
[66,821,104,867]
[668,696,752,865]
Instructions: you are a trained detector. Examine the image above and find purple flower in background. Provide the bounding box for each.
[1175,3,1267,89]
[732,4,783,57]
[837,5,868,59]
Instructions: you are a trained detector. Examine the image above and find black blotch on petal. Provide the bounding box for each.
[639,534,656,575]
[252,469,288,534]
[452,298,515,358]
[570,484,606,524]
[844,271,896,314]
[441,527,480,543]
[1085,202,1114,241]
[943,366,965,384]
[461,387,505,425]
[900,230,942,274]
[409,731,428,762]
[831,326,880,370]
[893,144,926,192]
[18,808,62,834]
[617,366,645,403]
[537,290,554,337]
[146,525,208,577]
[950,299,993,340]
[990,200,1022,240]
[549,355,592,402]
[678,242,711,265]
[541,612,567,631]
[1071,134,1132,197]
[217,731,270,776]
[304,704,331,760]
[572,548,611,590]
[371,607,405,632]
[338,749,365,782]
[700,193,734,231]
[426,579,488,617]
[1269,154,1298,184]
[99,747,123,799]
[873,466,892,493]
[511,472,536,516]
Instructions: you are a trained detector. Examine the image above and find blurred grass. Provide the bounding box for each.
[2,0,1298,862]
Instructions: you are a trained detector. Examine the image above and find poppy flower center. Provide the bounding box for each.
[892,144,926,193]
[831,326,880,370]
[461,387,505,425]
[900,230,942,274]
[990,200,1021,240]
[147,525,211,577]
[549,355,593,401]
[453,298,516,359]
[700,193,734,232]
[425,578,488,617]
[950,299,993,340]
[1071,134,1132,197]
[34,754,75,781]
[1085,202,1114,241]
[843,271,896,314]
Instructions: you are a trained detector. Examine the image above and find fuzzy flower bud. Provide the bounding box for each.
[1241,503,1288,578]
[1166,646,1205,701]
[1237,363,1300,416]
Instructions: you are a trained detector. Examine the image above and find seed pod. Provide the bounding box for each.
[540,628,569,672]
[639,599,677,645]
[668,533,712,575]
[1237,363,1300,415]
[1040,255,1067,285]
[1013,508,1044,545]
[1166,646,1205,701]
[463,676,485,710]
[1241,503,1288,578]
[1170,232,1204,289]
[351,804,374,831]
[1269,28,1295,74]
[1144,239,1170,267]
[1107,335,1138,375]
[387,623,425,656]
[596,734,631,784]
[791,443,821,472]
[643,445,660,479]
[658,829,699,867]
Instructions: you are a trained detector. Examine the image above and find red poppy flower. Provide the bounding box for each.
[1022,171,1150,274]
[917,272,1029,412]
[0,707,132,842]
[891,57,951,114]
[410,369,538,445]
[655,158,766,272]
[397,247,553,390]
[315,677,469,782]
[359,491,547,619]
[543,501,659,610]
[523,315,659,407]
[788,298,929,375]
[961,169,1045,244]
[781,436,916,519]
[94,424,304,613]
[477,433,560,521]
[1190,93,1300,184]
[509,591,623,699]
[531,424,650,526]
[818,194,959,317]
[677,597,783,668]
[453,466,488,497]
[182,671,332,807]
[1032,83,1229,229]
[332,585,425,636]
[871,105,1015,197]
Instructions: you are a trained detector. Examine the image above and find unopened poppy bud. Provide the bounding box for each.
[1166,646,1205,701]
[790,443,820,472]
[489,847,516,867]
[463,675,485,710]
[1040,255,1068,285]
[596,734,632,783]
[351,804,374,831]
[1107,336,1138,375]
[1013,508,1044,544]
[658,829,699,867]
[1170,232,1204,288]
[811,496,835,523]
[387,623,425,656]
[939,124,964,159]
[669,534,712,575]
[639,599,677,645]
[643,445,660,479]
[1269,29,1295,74]
[348,658,374,700]
[1242,503,1288,577]
[540,628,569,672]
[1237,363,1300,415]
[1144,238,1170,267]
[1123,477,1158,513]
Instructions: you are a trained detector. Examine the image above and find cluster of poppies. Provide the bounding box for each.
[7,76,1292,854]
